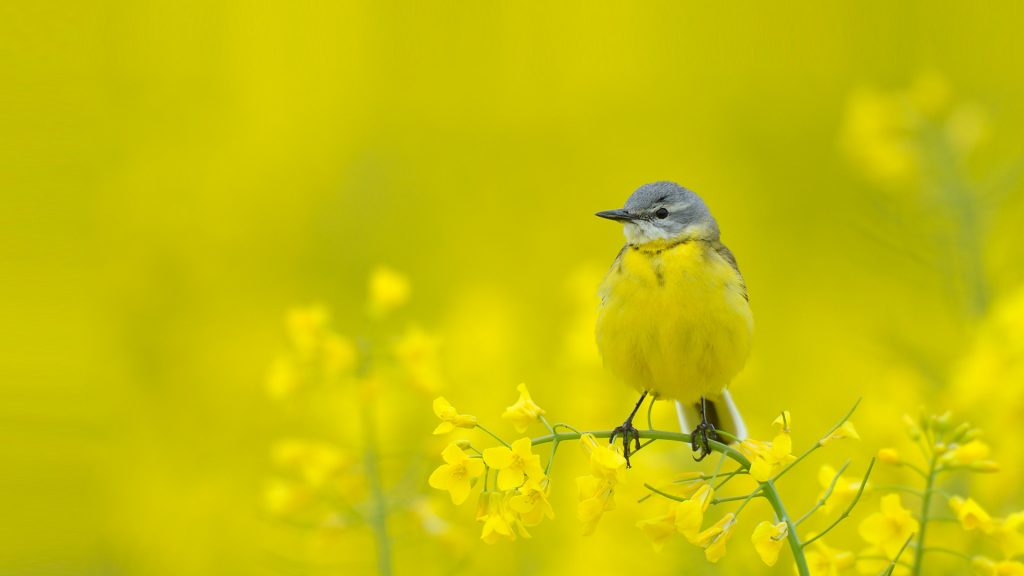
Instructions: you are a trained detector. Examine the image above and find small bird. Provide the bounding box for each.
[596,182,753,465]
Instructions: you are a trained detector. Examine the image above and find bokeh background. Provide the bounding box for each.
[3,2,1024,575]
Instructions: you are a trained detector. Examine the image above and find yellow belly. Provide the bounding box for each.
[596,240,753,404]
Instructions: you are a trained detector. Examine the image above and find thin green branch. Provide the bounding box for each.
[796,459,851,526]
[773,398,862,483]
[802,458,875,548]
[881,533,915,576]
[476,424,511,448]
[911,455,938,576]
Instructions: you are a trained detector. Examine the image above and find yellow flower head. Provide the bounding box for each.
[877,448,902,465]
[636,503,682,552]
[949,496,995,533]
[394,326,443,393]
[971,556,1024,576]
[740,434,796,483]
[820,421,860,446]
[432,396,477,434]
[994,511,1024,560]
[368,266,410,318]
[942,439,991,466]
[817,464,866,514]
[804,538,855,576]
[286,305,329,358]
[509,478,555,527]
[322,333,358,377]
[483,437,545,491]
[576,474,616,535]
[428,443,484,505]
[689,513,736,563]
[858,493,920,558]
[502,383,545,432]
[580,433,627,484]
[751,520,788,567]
[675,483,714,538]
[476,491,517,544]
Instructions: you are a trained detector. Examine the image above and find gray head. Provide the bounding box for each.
[597,182,719,244]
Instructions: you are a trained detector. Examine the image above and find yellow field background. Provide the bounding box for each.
[3,2,1024,575]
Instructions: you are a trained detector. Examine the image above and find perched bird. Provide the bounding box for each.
[596,182,752,465]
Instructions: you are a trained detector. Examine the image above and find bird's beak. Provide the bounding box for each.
[595,209,636,222]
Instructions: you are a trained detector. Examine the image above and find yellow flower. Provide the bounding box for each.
[286,305,329,358]
[942,439,991,466]
[393,326,443,393]
[429,443,484,505]
[476,491,517,544]
[271,439,350,488]
[502,383,545,432]
[432,396,477,434]
[972,556,1024,576]
[858,493,920,558]
[636,503,682,552]
[740,433,795,482]
[368,266,410,318]
[949,496,995,533]
[263,478,307,515]
[820,421,860,445]
[751,520,788,566]
[483,437,544,491]
[818,464,866,514]
[580,433,628,484]
[994,511,1024,560]
[508,478,554,527]
[322,333,357,377]
[804,538,855,576]
[877,448,902,465]
[266,356,299,399]
[690,513,736,563]
[576,474,616,535]
[674,483,714,538]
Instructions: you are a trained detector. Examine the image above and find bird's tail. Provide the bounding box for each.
[675,390,747,443]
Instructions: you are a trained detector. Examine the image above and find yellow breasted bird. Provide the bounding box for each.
[596,181,752,465]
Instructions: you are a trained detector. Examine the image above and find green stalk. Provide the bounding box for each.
[912,455,938,576]
[363,401,392,576]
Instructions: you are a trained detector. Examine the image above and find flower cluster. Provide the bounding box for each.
[428,388,870,576]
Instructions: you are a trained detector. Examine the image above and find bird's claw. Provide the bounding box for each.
[609,421,642,468]
[691,420,718,462]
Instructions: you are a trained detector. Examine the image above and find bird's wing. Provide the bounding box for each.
[599,244,628,306]
[712,241,748,302]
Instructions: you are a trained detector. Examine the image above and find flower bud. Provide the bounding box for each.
[455,439,472,449]
[969,461,1000,473]
[877,448,901,464]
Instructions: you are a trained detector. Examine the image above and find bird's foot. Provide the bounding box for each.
[609,420,642,468]
[690,420,718,462]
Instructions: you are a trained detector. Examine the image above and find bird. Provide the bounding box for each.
[595,181,753,465]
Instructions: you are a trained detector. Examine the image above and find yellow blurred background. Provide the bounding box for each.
[3,2,1024,575]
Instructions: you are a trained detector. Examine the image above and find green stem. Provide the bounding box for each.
[802,458,875,549]
[363,402,392,576]
[773,398,861,483]
[796,460,851,526]
[912,456,938,576]
[531,429,810,576]
[476,424,511,448]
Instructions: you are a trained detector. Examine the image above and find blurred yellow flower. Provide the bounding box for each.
[804,538,855,576]
[942,439,991,466]
[429,443,484,505]
[950,496,995,533]
[674,483,714,538]
[751,520,788,567]
[994,511,1024,559]
[502,383,545,432]
[393,325,444,393]
[509,478,554,527]
[271,439,351,488]
[740,429,795,482]
[264,478,307,516]
[877,448,902,465]
[431,396,477,434]
[858,494,919,558]
[636,503,682,552]
[576,474,616,536]
[286,305,329,358]
[322,333,358,377]
[818,464,866,514]
[266,357,299,399]
[971,556,1024,576]
[820,421,860,445]
[477,492,517,544]
[368,266,410,318]
[483,437,544,491]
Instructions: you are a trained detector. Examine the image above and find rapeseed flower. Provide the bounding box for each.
[751,520,788,567]
[502,383,545,432]
[483,437,544,491]
[858,494,919,558]
[432,396,477,434]
[429,443,485,505]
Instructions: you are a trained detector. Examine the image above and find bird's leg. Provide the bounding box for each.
[690,396,718,462]
[609,391,647,468]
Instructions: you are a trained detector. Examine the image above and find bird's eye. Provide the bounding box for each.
[655,207,669,219]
